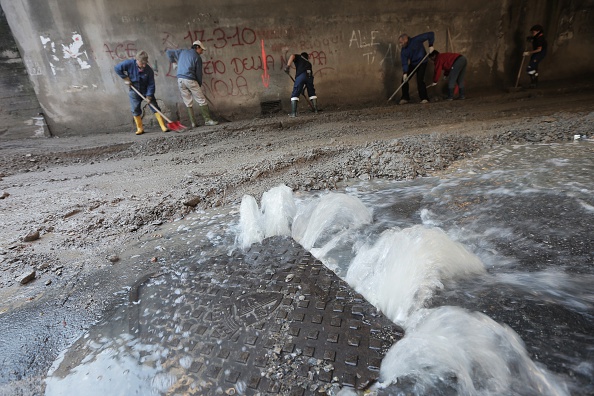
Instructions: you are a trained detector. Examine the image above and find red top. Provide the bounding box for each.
[433,52,461,83]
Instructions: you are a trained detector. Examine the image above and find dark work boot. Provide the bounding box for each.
[289,100,298,117]
[447,88,454,101]
[311,98,318,113]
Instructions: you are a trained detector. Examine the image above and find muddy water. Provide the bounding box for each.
[45,140,594,395]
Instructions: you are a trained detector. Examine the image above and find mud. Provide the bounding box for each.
[1,82,593,395]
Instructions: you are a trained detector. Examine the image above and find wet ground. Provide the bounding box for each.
[45,236,403,395]
[1,80,594,395]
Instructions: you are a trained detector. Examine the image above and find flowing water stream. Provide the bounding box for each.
[45,140,594,395]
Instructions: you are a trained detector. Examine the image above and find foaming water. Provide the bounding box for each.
[345,226,485,324]
[291,192,372,251]
[235,141,593,394]
[375,306,569,395]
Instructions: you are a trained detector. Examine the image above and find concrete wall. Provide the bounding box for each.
[0,7,49,139]
[1,0,593,137]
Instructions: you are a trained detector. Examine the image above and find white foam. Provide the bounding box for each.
[376,306,569,395]
[345,225,485,324]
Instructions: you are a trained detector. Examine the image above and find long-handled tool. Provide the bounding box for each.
[514,53,526,89]
[508,43,529,92]
[285,71,315,111]
[129,85,186,132]
[203,92,231,123]
[388,51,431,102]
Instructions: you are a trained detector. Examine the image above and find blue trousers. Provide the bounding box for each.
[527,52,545,74]
[128,89,161,116]
[291,72,316,99]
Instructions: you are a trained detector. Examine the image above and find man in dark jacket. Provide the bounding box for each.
[524,25,547,88]
[166,40,218,127]
[398,32,435,104]
[285,52,318,117]
[114,50,169,135]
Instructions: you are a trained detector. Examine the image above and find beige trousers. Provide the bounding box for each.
[177,78,207,107]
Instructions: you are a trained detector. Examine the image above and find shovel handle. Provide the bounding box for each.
[388,51,431,102]
[128,84,174,123]
[514,54,526,88]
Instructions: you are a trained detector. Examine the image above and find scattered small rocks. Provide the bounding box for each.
[0,192,9,199]
[107,255,119,263]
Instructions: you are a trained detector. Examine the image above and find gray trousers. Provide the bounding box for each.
[449,55,467,95]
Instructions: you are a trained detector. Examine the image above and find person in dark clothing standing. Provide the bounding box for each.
[428,50,467,100]
[114,50,169,135]
[524,24,547,88]
[398,32,435,104]
[285,52,318,117]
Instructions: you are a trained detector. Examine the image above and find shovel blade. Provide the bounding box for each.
[167,121,186,132]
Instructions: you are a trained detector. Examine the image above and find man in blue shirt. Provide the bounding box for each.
[166,40,218,127]
[398,32,435,105]
[114,51,169,135]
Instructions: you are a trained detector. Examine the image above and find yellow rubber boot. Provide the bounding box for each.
[133,115,144,135]
[155,113,169,132]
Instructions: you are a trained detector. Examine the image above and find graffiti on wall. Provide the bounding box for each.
[104,42,138,60]
[40,32,92,75]
[158,27,335,98]
[349,29,395,66]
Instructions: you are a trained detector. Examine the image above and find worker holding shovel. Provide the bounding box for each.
[398,32,435,104]
[166,40,218,127]
[115,50,169,135]
[284,52,318,117]
[428,50,467,100]
[524,24,547,88]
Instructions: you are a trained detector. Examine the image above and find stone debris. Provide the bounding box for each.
[18,270,36,285]
[23,231,40,242]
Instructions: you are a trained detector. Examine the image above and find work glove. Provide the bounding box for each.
[123,77,131,85]
[427,82,437,88]
[284,66,290,73]
[428,46,434,54]
[402,73,408,82]
[523,51,531,56]
[146,96,153,104]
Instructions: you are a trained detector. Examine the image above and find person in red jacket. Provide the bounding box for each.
[428,50,467,100]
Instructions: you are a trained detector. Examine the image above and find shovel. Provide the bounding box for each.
[508,49,527,92]
[129,85,186,132]
[388,51,431,102]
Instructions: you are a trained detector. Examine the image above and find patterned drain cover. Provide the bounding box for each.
[133,237,404,394]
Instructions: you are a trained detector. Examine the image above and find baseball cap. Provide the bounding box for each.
[192,40,205,50]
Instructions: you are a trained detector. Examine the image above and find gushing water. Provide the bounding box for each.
[345,226,485,324]
[236,141,594,394]
[376,307,569,395]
